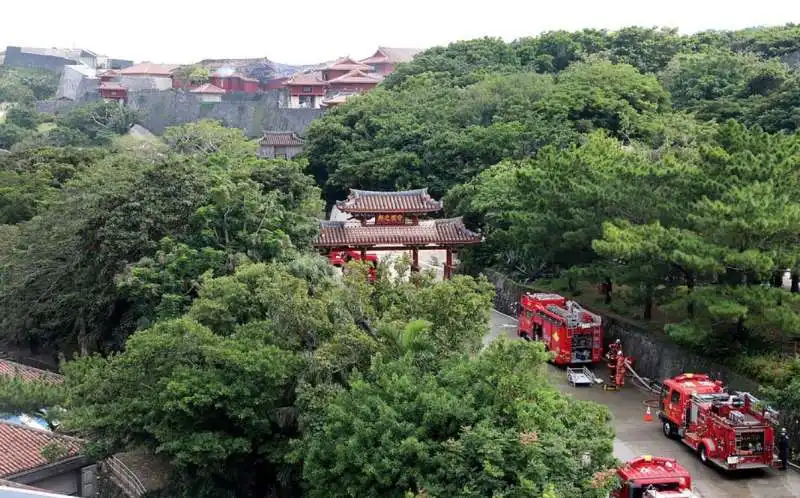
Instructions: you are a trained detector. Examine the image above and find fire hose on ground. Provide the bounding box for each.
[623,361,662,408]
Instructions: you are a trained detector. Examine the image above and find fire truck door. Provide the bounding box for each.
[665,388,683,424]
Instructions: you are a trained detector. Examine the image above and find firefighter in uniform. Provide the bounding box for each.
[779,428,790,470]
[606,339,621,367]
[615,350,626,388]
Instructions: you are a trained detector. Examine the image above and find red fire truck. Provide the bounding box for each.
[328,250,378,281]
[658,373,779,470]
[611,456,697,498]
[516,293,603,365]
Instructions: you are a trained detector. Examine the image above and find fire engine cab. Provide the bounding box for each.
[611,456,697,498]
[516,293,603,365]
[658,373,778,470]
[328,250,378,281]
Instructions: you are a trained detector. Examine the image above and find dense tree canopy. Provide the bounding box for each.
[4,21,800,495]
[302,23,800,451]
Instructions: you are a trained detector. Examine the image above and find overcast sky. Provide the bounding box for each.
[2,0,799,65]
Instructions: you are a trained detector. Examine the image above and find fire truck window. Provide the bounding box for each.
[670,389,681,405]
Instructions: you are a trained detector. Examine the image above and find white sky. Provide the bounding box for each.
[2,0,799,65]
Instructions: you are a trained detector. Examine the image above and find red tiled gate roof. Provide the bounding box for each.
[314,218,482,247]
[0,360,63,384]
[336,188,443,214]
[0,422,82,477]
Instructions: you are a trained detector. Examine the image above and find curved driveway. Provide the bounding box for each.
[488,310,800,498]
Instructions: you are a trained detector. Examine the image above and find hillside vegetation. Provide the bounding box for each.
[304,24,800,455]
[0,118,618,497]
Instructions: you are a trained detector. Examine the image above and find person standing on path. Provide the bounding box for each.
[779,427,790,470]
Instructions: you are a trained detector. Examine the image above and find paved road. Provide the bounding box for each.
[488,310,800,498]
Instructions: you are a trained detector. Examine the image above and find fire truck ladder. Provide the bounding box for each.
[546,304,580,328]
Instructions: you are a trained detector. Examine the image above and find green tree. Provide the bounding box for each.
[660,49,789,123]
[162,120,257,157]
[56,102,138,144]
[300,339,616,498]
[0,122,30,150]
[56,260,501,497]
[6,105,39,129]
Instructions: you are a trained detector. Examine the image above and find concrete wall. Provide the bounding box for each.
[56,66,99,101]
[118,76,172,92]
[3,47,74,73]
[29,471,79,496]
[127,89,323,137]
[484,269,762,394]
[35,94,100,114]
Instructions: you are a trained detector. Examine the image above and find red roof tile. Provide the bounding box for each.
[0,422,82,477]
[327,69,383,85]
[0,360,63,384]
[326,57,371,71]
[315,218,482,247]
[260,132,304,146]
[119,62,178,76]
[285,71,327,86]
[191,83,226,94]
[99,82,127,91]
[360,47,422,65]
[336,189,442,214]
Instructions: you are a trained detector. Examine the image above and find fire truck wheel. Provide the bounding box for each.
[698,445,709,465]
[662,421,675,439]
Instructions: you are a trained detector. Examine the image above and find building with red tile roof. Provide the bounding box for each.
[322,57,371,81]
[316,218,481,247]
[0,360,63,384]
[0,421,95,496]
[118,62,178,91]
[98,82,127,103]
[284,71,328,108]
[360,47,422,74]
[336,188,442,215]
[0,423,82,478]
[191,83,226,102]
[209,68,260,93]
[327,69,383,93]
[118,62,178,77]
[317,189,482,278]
